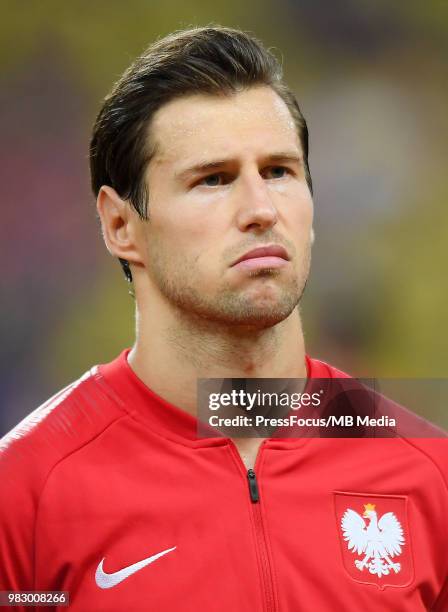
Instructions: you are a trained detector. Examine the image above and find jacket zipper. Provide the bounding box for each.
[230,442,277,612]
[247,469,259,502]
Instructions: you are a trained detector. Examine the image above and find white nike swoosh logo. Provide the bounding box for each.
[95,546,176,589]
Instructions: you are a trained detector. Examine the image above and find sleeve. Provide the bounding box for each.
[0,442,37,592]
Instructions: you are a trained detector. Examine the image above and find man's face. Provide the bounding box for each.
[139,85,314,329]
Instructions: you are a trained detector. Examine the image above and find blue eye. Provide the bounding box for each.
[201,174,221,187]
[267,166,288,179]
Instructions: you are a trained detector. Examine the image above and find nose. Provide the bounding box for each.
[234,171,278,233]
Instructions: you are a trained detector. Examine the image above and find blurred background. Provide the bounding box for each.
[1,0,447,434]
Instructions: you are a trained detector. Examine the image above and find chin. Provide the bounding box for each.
[228,301,298,329]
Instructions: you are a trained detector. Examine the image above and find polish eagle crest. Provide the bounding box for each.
[340,503,405,577]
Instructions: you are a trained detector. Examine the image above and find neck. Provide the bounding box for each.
[128,295,307,417]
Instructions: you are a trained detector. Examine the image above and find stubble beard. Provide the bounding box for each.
[149,241,311,331]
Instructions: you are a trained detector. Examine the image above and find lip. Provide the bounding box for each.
[232,244,290,267]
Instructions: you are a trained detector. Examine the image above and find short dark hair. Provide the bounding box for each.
[89,25,312,283]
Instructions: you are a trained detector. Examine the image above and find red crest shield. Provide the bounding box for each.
[334,491,414,589]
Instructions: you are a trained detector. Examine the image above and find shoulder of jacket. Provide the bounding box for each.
[0,365,127,492]
[308,356,448,489]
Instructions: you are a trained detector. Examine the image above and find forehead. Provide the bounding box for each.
[148,85,302,165]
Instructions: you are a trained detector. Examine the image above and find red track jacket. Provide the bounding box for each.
[1,349,447,611]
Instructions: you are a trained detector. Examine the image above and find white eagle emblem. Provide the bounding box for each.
[340,503,405,577]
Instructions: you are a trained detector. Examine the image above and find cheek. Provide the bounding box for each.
[148,208,220,274]
[276,183,313,229]
[303,198,314,228]
[295,184,314,224]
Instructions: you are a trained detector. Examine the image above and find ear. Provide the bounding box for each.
[96,185,144,265]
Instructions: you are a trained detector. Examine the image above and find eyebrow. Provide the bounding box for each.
[175,152,303,182]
